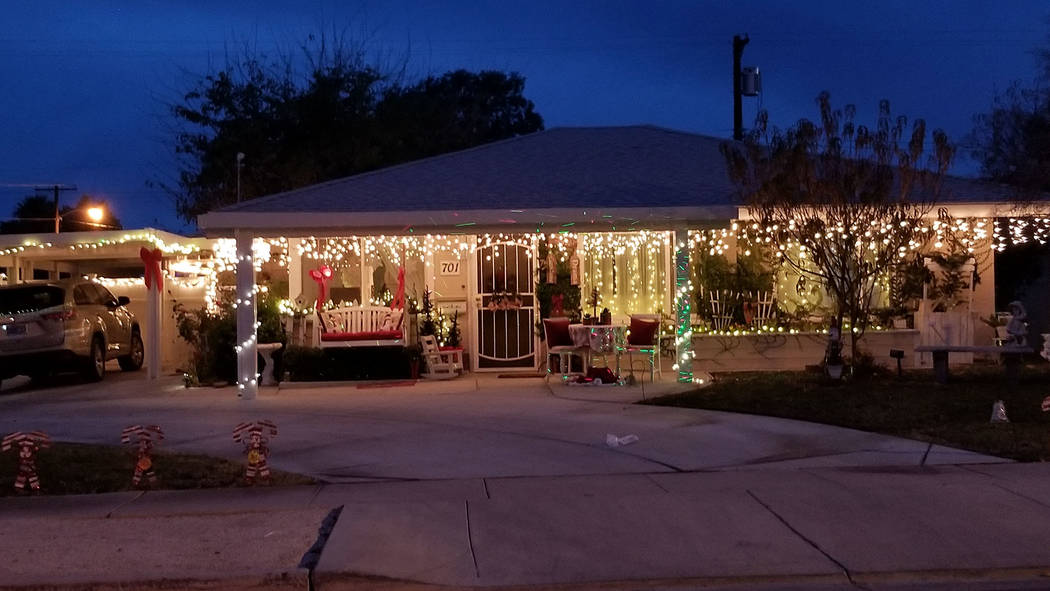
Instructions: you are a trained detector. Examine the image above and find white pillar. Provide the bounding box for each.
[288,238,303,301]
[673,228,693,383]
[146,260,162,379]
[235,230,258,399]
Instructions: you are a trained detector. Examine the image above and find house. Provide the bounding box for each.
[198,126,1048,397]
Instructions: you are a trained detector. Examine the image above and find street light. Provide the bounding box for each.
[86,206,104,223]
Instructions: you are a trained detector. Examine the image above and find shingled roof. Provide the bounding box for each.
[198,125,1027,236]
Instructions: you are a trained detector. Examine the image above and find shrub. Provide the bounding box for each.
[283,345,413,381]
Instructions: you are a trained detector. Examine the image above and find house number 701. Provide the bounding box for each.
[439,261,460,275]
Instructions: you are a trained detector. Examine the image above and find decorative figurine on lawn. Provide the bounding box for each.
[121,425,164,488]
[1006,300,1028,346]
[233,420,278,485]
[2,431,51,493]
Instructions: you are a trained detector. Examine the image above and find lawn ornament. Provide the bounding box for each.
[2,431,51,492]
[233,420,277,485]
[1005,301,1028,346]
[121,425,164,488]
[991,400,1009,423]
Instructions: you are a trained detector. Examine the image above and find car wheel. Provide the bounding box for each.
[119,330,144,372]
[83,335,105,382]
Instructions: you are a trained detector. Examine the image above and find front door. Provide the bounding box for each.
[474,241,535,370]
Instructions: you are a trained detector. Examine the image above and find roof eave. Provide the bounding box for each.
[198,206,738,238]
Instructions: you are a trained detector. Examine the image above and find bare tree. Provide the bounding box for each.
[722,92,955,360]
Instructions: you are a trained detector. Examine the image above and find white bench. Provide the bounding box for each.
[314,306,405,348]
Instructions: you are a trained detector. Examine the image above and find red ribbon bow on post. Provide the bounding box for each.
[309,265,333,310]
[139,248,163,291]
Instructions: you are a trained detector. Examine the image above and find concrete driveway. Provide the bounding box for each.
[0,372,1006,481]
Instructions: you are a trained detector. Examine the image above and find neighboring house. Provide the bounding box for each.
[197,126,1047,396]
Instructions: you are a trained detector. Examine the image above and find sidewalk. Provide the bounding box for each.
[5,462,1050,590]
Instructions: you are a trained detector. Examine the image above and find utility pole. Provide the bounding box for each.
[33,184,77,233]
[732,34,749,141]
[236,152,245,203]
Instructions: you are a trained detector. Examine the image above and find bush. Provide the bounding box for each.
[174,292,287,385]
[283,345,414,381]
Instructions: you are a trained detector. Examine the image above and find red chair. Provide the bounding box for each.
[542,317,589,380]
[620,315,661,382]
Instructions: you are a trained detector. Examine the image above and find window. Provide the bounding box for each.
[73,285,94,305]
[0,286,65,314]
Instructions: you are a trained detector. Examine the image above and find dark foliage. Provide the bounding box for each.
[163,36,543,222]
[2,194,122,234]
[282,345,414,381]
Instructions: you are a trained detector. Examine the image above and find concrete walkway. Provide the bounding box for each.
[0,372,1007,482]
[5,463,1050,589]
[0,372,1036,589]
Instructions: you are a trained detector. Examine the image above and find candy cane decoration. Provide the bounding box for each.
[2,431,51,492]
[309,265,333,311]
[139,247,164,291]
[121,425,164,488]
[233,420,277,485]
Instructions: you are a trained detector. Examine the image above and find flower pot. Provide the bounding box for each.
[826,364,844,380]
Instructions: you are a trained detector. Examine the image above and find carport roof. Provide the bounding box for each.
[198,125,1030,237]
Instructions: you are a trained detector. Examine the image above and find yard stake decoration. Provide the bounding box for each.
[233,420,277,485]
[121,425,164,488]
[2,431,51,492]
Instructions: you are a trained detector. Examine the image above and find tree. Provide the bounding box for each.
[721,92,955,360]
[969,29,1050,195]
[1,194,121,234]
[163,36,544,222]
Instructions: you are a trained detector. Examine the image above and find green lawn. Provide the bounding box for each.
[644,364,1050,461]
[0,443,315,496]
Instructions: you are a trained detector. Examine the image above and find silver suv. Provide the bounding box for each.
[0,280,143,383]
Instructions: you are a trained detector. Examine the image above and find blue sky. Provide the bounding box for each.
[0,1,1047,233]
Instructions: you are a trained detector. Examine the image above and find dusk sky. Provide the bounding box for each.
[1,1,1048,234]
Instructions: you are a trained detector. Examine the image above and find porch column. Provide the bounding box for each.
[673,228,694,383]
[235,230,258,399]
[288,239,303,301]
[146,259,162,380]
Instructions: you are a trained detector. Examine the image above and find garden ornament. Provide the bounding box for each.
[139,247,164,291]
[121,424,164,488]
[233,420,277,485]
[309,265,333,311]
[2,431,51,492]
[991,400,1009,423]
[1005,301,1028,346]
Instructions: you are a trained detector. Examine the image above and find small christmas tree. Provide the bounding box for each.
[446,311,461,348]
[419,286,437,337]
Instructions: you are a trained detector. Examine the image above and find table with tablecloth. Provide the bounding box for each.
[568,324,626,369]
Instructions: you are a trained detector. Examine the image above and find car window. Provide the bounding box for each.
[73,285,94,305]
[93,284,117,306]
[0,286,65,314]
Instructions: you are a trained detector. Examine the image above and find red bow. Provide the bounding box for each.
[551,294,564,316]
[390,266,405,311]
[140,248,163,291]
[309,265,333,310]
